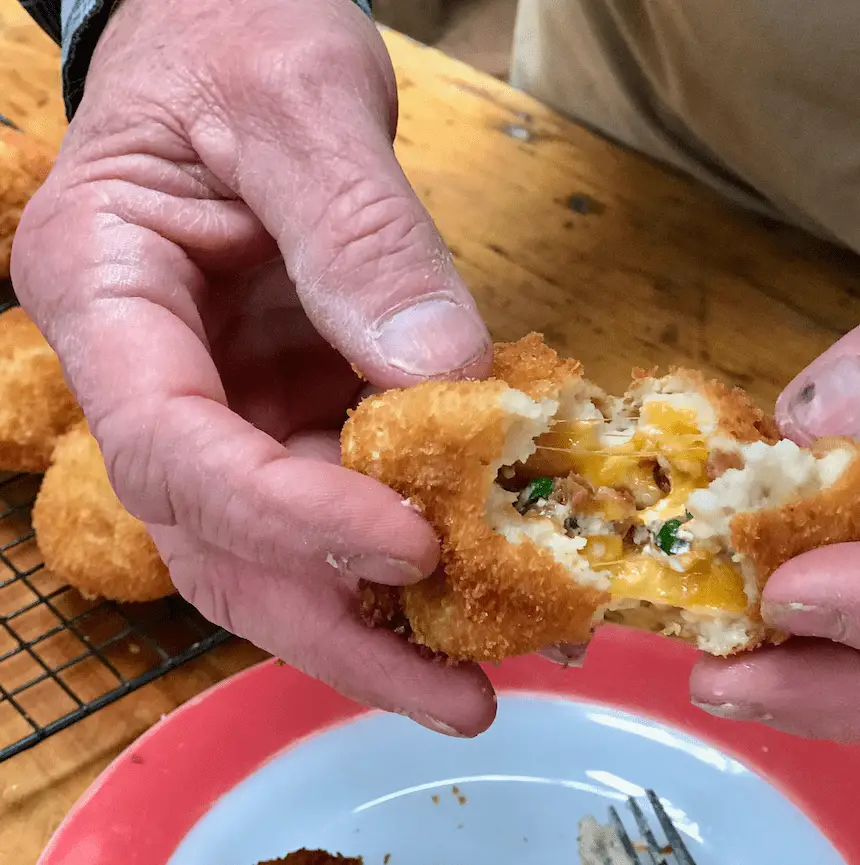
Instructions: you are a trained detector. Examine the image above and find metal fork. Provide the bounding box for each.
[608,790,697,865]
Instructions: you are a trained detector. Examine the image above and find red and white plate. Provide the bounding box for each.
[40,628,859,864]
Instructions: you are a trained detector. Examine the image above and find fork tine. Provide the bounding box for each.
[608,805,645,864]
[645,791,697,865]
[627,797,668,864]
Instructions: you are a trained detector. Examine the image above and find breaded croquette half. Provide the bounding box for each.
[343,335,860,662]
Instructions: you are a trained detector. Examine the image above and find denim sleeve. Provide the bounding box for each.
[19,0,374,120]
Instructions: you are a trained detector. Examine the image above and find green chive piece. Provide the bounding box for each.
[656,517,687,555]
[527,476,554,503]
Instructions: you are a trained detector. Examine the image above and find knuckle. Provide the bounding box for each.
[213,31,372,123]
[95,403,176,526]
[181,572,238,635]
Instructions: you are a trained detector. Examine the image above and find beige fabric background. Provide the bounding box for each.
[510,0,860,252]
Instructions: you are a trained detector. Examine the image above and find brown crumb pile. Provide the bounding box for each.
[258,850,362,865]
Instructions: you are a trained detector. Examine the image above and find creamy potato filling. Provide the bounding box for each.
[488,382,853,652]
[508,398,752,617]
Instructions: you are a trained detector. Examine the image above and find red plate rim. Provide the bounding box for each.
[38,629,860,865]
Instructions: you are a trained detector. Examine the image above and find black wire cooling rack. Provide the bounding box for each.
[0,285,230,762]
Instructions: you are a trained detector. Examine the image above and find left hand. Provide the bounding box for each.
[690,329,860,743]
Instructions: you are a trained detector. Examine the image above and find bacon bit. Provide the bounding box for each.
[555,473,591,507]
[593,486,636,521]
[707,449,744,480]
[495,469,523,493]
[653,462,671,493]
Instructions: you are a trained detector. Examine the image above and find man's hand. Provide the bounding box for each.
[691,329,860,742]
[11,0,496,736]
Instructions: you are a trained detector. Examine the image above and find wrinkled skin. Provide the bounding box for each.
[11,0,496,736]
[692,331,860,743]
[12,0,860,746]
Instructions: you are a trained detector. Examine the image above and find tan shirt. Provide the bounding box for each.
[510,0,860,252]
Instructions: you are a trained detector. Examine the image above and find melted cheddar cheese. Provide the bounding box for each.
[527,402,709,505]
[522,402,749,613]
[603,553,748,613]
[579,534,747,612]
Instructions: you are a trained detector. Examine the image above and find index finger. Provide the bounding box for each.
[776,327,860,444]
[759,544,860,651]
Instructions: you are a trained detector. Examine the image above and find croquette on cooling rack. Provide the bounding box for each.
[0,307,83,473]
[0,125,53,279]
[32,420,174,602]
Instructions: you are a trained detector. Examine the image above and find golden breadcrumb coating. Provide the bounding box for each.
[630,366,780,444]
[344,334,860,662]
[732,437,860,592]
[344,351,606,662]
[0,128,54,278]
[0,307,83,472]
[32,421,174,602]
[492,331,583,400]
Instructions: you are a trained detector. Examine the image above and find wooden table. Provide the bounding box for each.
[2,3,859,863]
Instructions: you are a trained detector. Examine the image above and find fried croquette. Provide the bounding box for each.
[342,334,860,661]
[0,307,83,472]
[258,852,363,865]
[0,127,54,278]
[32,420,174,602]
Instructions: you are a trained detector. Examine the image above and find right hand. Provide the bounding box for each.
[12,0,496,736]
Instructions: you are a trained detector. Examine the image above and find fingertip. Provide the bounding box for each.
[332,625,497,738]
[775,341,860,441]
[688,651,739,701]
[407,662,496,738]
[370,296,492,386]
[760,545,860,649]
[465,337,494,381]
[288,458,440,573]
[688,650,781,724]
[691,642,860,742]
[338,554,435,586]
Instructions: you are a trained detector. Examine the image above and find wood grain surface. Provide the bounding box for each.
[0,0,64,148]
[1,3,859,864]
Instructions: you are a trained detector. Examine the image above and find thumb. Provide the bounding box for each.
[194,20,492,387]
[776,327,860,443]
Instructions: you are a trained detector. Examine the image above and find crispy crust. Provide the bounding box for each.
[0,128,54,278]
[32,421,174,602]
[344,334,858,661]
[342,340,606,663]
[492,331,583,400]
[0,307,83,472]
[686,371,780,443]
[731,438,860,590]
[631,366,779,443]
